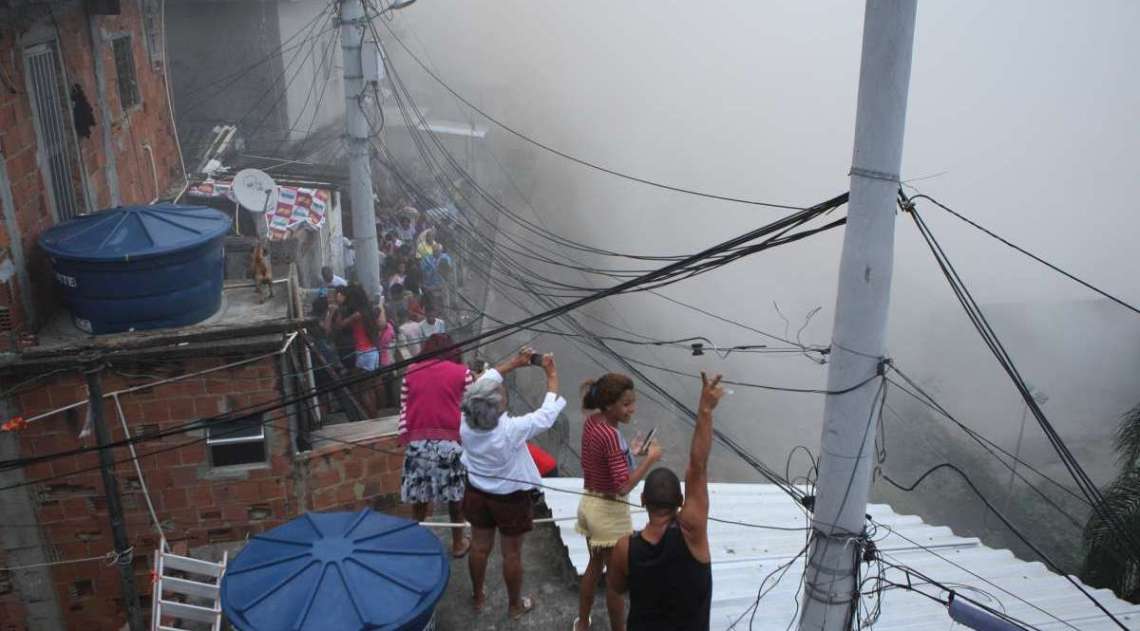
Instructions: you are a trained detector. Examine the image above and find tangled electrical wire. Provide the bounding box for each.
[901,190,1140,576]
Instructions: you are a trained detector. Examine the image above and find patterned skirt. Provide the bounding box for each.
[400,440,466,504]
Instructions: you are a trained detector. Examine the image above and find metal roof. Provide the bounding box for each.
[542,479,1140,630]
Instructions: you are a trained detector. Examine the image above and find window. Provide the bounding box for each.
[24,42,86,220]
[141,0,163,66]
[207,414,266,467]
[111,35,139,111]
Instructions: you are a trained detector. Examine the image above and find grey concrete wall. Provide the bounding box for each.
[277,0,343,145]
[0,399,64,630]
[166,0,288,163]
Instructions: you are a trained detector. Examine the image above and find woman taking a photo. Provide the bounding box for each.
[460,348,566,620]
[575,373,661,631]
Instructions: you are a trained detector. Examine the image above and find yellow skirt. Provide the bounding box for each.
[575,491,633,550]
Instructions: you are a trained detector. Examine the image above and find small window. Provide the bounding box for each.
[207,415,266,467]
[111,35,139,111]
[141,0,163,66]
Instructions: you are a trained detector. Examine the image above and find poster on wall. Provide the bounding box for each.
[187,179,329,241]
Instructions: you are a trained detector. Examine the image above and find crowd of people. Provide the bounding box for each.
[396,341,722,630]
[310,204,722,629]
[310,205,464,419]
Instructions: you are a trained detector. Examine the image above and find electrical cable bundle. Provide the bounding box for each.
[0,188,848,483]
[902,191,1140,597]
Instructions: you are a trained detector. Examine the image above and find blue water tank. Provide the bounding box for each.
[38,204,232,335]
[221,510,449,631]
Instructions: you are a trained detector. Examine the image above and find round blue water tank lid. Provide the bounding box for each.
[220,510,449,631]
[38,204,232,262]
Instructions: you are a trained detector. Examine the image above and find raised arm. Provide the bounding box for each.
[334,309,361,331]
[677,373,724,547]
[321,304,337,336]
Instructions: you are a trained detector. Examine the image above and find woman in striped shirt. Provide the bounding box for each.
[575,373,662,631]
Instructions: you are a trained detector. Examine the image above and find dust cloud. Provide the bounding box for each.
[372,0,1140,568]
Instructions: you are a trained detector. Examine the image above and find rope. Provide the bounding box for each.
[113,394,168,553]
[0,548,129,573]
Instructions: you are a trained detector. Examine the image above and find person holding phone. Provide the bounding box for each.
[575,373,661,631]
[460,348,566,620]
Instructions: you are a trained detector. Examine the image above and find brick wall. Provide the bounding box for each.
[302,435,407,515]
[1,352,407,630]
[0,1,183,335]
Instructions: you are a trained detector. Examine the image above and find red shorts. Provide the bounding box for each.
[463,482,535,536]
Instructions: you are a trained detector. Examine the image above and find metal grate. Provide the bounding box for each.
[24,42,84,221]
[111,35,139,110]
[141,0,163,65]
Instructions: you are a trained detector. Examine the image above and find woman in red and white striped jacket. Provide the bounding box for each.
[575,373,662,631]
[399,333,474,557]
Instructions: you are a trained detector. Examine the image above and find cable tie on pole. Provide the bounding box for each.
[861,539,877,563]
[897,188,916,214]
[849,166,900,183]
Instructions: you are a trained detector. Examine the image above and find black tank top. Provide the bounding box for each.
[627,520,712,631]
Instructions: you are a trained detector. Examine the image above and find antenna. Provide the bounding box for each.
[232,169,278,239]
[232,168,279,214]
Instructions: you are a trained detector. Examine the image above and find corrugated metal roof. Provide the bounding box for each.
[542,479,1140,630]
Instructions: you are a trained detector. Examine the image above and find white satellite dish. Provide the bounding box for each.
[232,169,279,214]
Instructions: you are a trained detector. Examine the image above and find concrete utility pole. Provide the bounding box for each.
[85,366,144,631]
[798,3,917,631]
[340,0,382,300]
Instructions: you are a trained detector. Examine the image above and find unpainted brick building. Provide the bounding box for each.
[0,4,401,630]
[0,321,405,630]
[0,0,183,338]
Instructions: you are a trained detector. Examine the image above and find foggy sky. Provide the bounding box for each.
[376,1,1140,487]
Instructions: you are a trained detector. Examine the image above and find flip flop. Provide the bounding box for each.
[510,595,536,621]
[573,615,591,630]
[451,536,472,559]
[472,591,486,613]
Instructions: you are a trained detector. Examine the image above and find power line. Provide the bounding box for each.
[880,462,1126,630]
[176,3,338,119]
[374,29,845,270]
[0,193,843,476]
[617,353,872,395]
[370,33,839,501]
[911,193,1140,317]
[374,18,809,211]
[884,364,1090,512]
[900,190,1140,572]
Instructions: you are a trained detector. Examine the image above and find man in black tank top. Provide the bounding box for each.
[608,373,725,631]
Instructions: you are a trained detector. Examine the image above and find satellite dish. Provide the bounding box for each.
[232,169,279,213]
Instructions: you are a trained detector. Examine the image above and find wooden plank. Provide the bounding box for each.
[0,332,296,372]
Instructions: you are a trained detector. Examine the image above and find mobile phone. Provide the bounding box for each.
[529,353,545,366]
[638,426,658,456]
